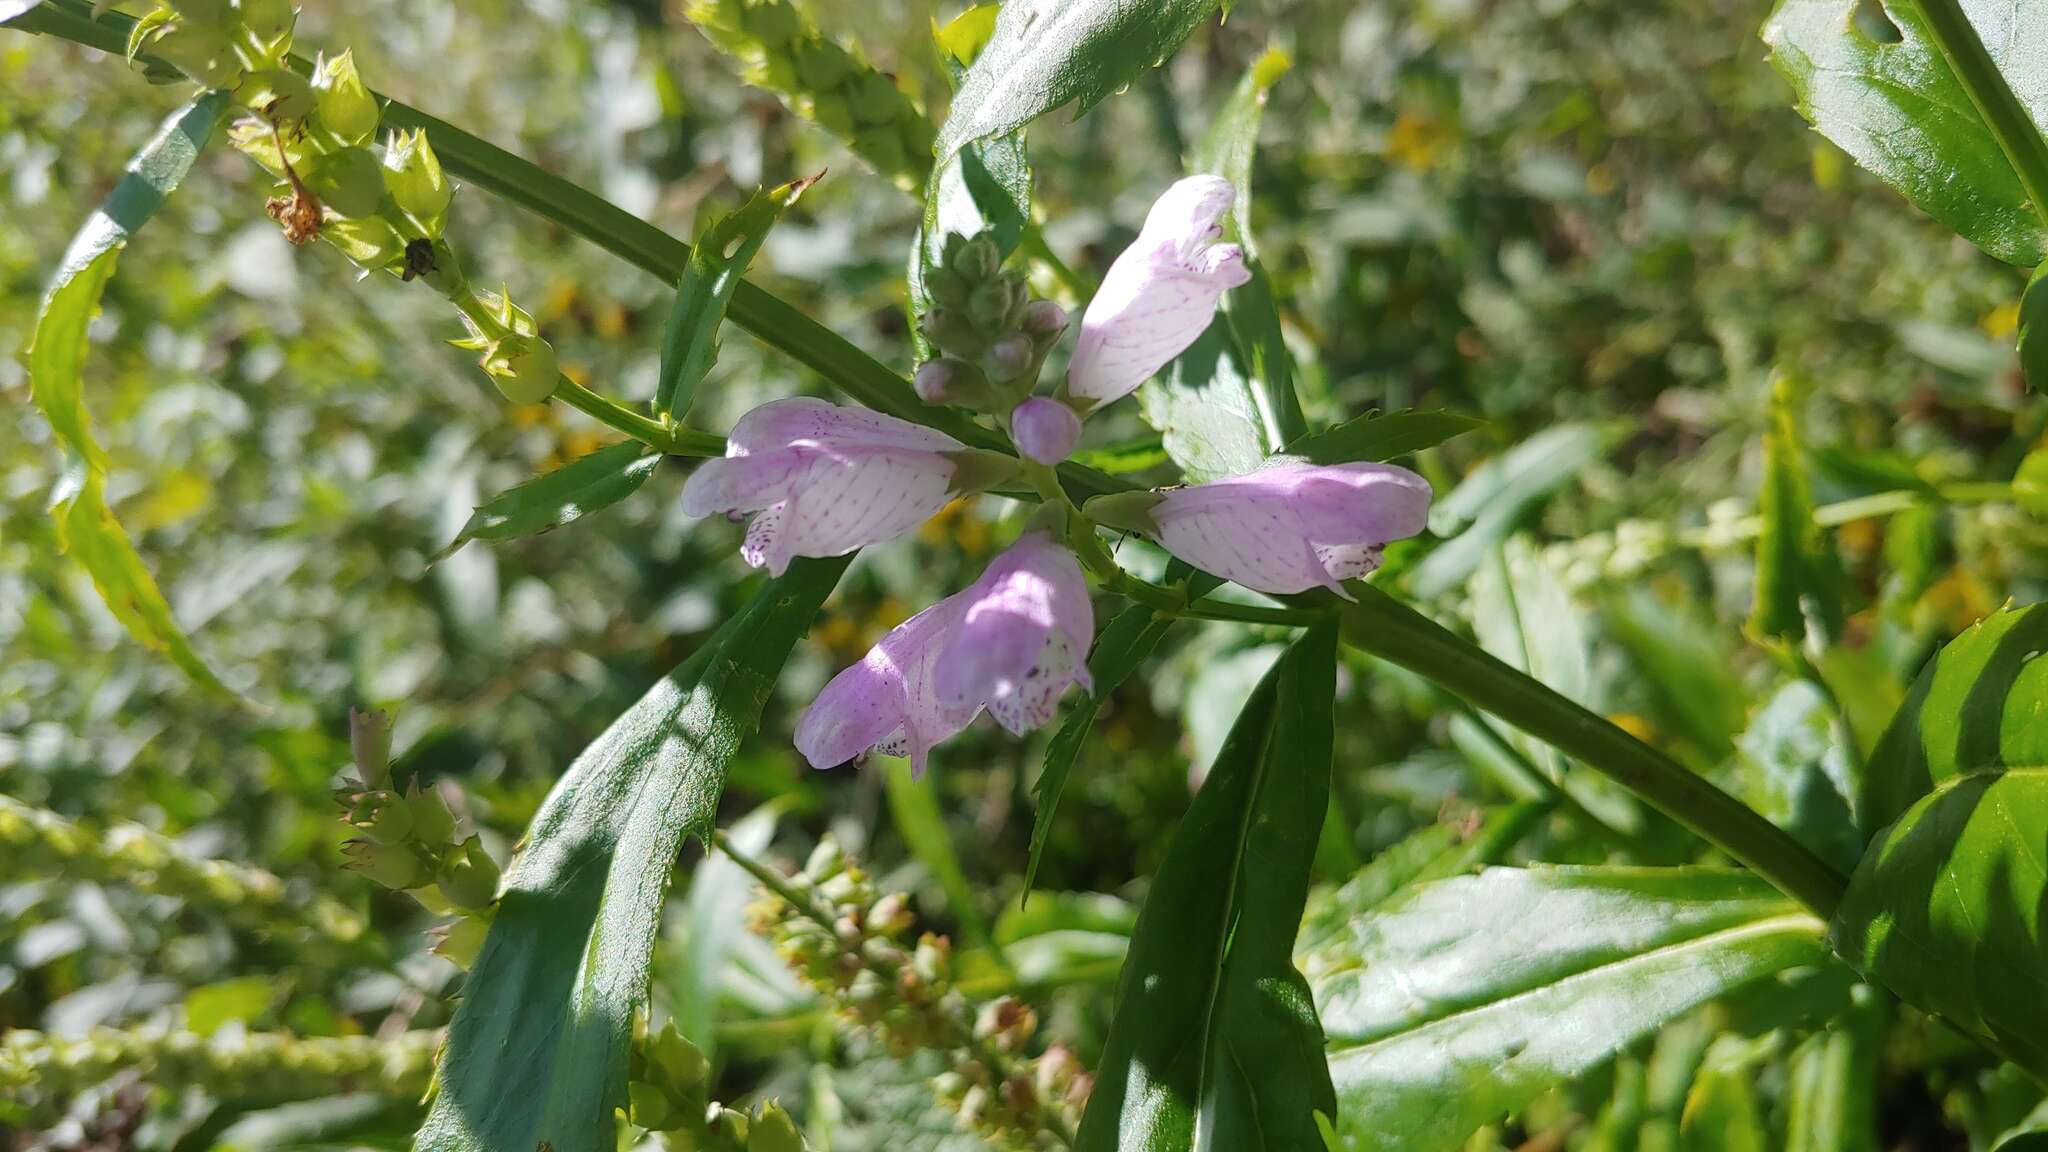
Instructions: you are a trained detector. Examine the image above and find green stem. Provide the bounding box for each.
[1679,482,2014,550]
[1917,0,2048,229]
[551,377,723,456]
[1335,584,1849,919]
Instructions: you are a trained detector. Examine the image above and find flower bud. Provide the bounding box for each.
[348,707,393,789]
[436,835,501,911]
[301,147,384,219]
[912,932,951,985]
[1010,397,1083,465]
[803,837,844,881]
[868,892,915,937]
[967,280,1012,329]
[313,50,378,146]
[346,790,413,845]
[954,235,1000,284]
[920,307,985,357]
[1023,299,1068,337]
[382,128,452,230]
[747,1101,804,1152]
[913,358,957,404]
[986,333,1033,383]
[924,266,968,308]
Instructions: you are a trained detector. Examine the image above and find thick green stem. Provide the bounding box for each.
[1917,0,2048,230]
[551,378,723,456]
[1336,584,1849,919]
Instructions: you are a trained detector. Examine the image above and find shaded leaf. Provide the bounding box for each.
[1140,320,1269,483]
[2022,260,2048,392]
[1737,681,1862,874]
[1296,803,1546,955]
[1830,768,2048,1077]
[1785,988,1882,1152]
[1283,409,1485,467]
[1856,601,2048,834]
[1075,625,1340,1152]
[416,557,849,1152]
[1409,422,1617,598]
[1750,377,1843,645]
[1307,867,1831,1152]
[1763,0,2048,267]
[436,441,660,559]
[27,93,234,697]
[658,176,812,417]
[935,0,1227,164]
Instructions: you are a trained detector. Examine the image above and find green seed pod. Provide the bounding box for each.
[406,787,456,847]
[313,50,379,146]
[169,0,234,24]
[226,118,316,181]
[301,147,385,219]
[647,1022,712,1093]
[630,1080,682,1132]
[792,39,853,93]
[846,71,904,126]
[236,0,297,52]
[346,790,413,845]
[739,0,801,47]
[490,335,560,405]
[236,67,314,124]
[382,128,452,231]
[342,839,431,891]
[323,215,406,271]
[706,1104,750,1148]
[436,835,501,911]
[143,21,243,89]
[747,1102,805,1152]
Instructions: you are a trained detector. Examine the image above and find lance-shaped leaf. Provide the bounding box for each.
[1308,867,1832,1152]
[2021,260,2048,391]
[1295,803,1546,956]
[27,93,234,697]
[1750,376,1844,645]
[1785,988,1883,1152]
[1075,624,1340,1152]
[1283,409,1485,467]
[435,441,660,559]
[1409,422,1618,598]
[1762,0,2048,268]
[1139,321,1268,483]
[935,0,1227,164]
[416,556,848,1152]
[657,175,813,417]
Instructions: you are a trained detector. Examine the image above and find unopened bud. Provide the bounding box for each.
[967,280,1010,328]
[1010,397,1083,465]
[647,1022,711,1093]
[924,266,968,308]
[324,215,406,272]
[383,128,452,229]
[953,234,1000,282]
[313,50,378,146]
[1023,299,1068,337]
[629,1081,682,1132]
[986,333,1032,382]
[912,932,951,985]
[803,837,844,881]
[974,996,1037,1050]
[868,892,915,937]
[913,358,957,404]
[706,1104,750,1147]
[143,21,242,89]
[437,835,501,911]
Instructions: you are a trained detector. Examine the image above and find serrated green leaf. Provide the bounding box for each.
[416,557,848,1152]
[1296,804,1546,956]
[658,176,811,417]
[27,93,234,698]
[1308,867,1831,1152]
[934,0,1227,165]
[1409,422,1617,599]
[1738,681,1862,874]
[1075,625,1340,1152]
[1283,409,1485,466]
[1762,0,2048,267]
[1139,320,1269,482]
[1856,601,2048,833]
[1831,768,2048,1076]
[436,441,660,559]
[1024,602,1175,894]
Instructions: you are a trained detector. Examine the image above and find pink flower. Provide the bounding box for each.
[1063,175,1252,414]
[1112,461,1432,598]
[796,533,1094,775]
[1010,396,1084,464]
[681,397,977,575]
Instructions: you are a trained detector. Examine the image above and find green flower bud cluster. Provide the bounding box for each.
[914,234,1068,415]
[684,0,936,190]
[0,1027,438,1123]
[628,1021,812,1150]
[335,711,501,969]
[0,794,367,953]
[743,838,1086,1148]
[132,7,561,408]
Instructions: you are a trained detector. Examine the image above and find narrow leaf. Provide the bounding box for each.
[657,175,813,417]
[1139,320,1269,482]
[1283,409,1485,466]
[1750,376,1843,645]
[1075,625,1340,1152]
[436,441,659,559]
[881,757,992,953]
[27,92,234,697]
[1306,867,1832,1152]
[935,0,1227,165]
[416,557,849,1152]
[1785,989,1882,1152]
[2021,260,2048,391]
[1409,422,1617,598]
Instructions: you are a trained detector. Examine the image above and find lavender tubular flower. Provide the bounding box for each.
[681,398,1011,574]
[1093,461,1433,598]
[796,533,1093,775]
[1062,175,1252,414]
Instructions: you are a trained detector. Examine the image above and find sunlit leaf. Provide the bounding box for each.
[658,175,812,417]
[436,441,660,559]
[1283,409,1485,467]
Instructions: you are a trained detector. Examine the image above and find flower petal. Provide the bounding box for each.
[740,500,797,575]
[777,452,958,560]
[795,653,908,769]
[1291,462,1434,543]
[1152,490,1331,594]
[729,395,963,456]
[679,451,803,517]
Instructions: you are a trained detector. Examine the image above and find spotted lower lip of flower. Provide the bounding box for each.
[795,532,1094,776]
[1061,174,1252,416]
[1087,461,1433,599]
[679,397,1015,575]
